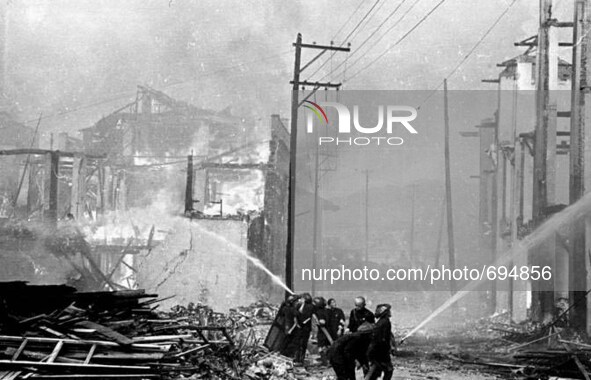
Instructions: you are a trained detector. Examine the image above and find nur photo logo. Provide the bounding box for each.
[304,101,419,146]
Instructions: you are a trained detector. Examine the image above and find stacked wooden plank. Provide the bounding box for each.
[0,282,273,380]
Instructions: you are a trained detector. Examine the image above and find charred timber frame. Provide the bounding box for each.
[0,149,106,226]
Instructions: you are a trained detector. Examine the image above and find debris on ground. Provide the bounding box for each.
[4,282,591,380]
[400,311,591,380]
[0,281,288,380]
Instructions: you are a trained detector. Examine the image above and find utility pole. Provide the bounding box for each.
[533,0,550,228]
[311,129,320,295]
[570,0,591,332]
[365,169,370,264]
[490,120,498,315]
[286,34,350,295]
[409,183,416,263]
[286,33,302,297]
[443,79,457,299]
[532,0,557,323]
[434,197,445,268]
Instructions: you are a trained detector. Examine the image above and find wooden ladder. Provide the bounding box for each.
[0,336,153,379]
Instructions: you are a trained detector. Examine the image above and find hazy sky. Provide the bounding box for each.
[3,0,574,134]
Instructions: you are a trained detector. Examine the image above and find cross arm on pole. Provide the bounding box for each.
[290,80,341,88]
[296,43,351,52]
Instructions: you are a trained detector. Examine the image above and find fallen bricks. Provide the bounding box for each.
[0,281,282,380]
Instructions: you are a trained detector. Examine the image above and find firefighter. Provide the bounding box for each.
[328,322,374,380]
[365,304,393,380]
[279,294,300,358]
[294,293,314,365]
[327,298,346,340]
[347,296,375,333]
[313,296,330,365]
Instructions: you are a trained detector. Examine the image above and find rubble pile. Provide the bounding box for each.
[422,322,591,379]
[398,310,591,379]
[166,301,278,331]
[0,282,288,380]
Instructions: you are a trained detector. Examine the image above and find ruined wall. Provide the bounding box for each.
[136,217,256,312]
[250,115,289,302]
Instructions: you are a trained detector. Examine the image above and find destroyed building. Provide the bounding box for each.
[0,113,35,217]
[76,86,290,310]
[0,86,289,311]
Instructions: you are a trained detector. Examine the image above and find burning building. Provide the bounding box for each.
[76,86,290,310]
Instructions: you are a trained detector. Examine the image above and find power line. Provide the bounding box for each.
[332,0,367,40]
[350,0,407,52]
[336,0,422,80]
[320,0,413,82]
[340,0,383,48]
[346,0,448,82]
[304,0,382,81]
[323,0,391,81]
[416,0,519,108]
[347,0,388,44]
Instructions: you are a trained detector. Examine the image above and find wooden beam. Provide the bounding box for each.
[47,340,64,363]
[0,360,151,373]
[185,155,193,214]
[0,336,169,352]
[70,156,86,220]
[48,151,59,226]
[0,149,105,159]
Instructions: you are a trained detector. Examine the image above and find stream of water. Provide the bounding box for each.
[192,222,295,295]
[401,191,591,341]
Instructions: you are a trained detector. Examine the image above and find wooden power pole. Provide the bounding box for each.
[444,79,457,299]
[286,33,302,297]
[286,34,349,294]
[570,0,591,332]
[532,0,557,323]
[409,183,416,263]
[311,126,320,295]
[365,169,370,264]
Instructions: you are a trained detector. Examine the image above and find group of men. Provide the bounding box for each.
[278,295,394,380]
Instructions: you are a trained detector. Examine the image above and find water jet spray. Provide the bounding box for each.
[399,192,591,342]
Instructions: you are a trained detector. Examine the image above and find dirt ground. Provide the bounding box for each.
[287,291,499,379]
[297,349,497,380]
[295,335,501,380]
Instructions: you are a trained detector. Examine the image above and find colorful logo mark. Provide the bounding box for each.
[303,100,328,124]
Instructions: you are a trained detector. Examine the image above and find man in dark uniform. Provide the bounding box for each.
[279,294,300,358]
[328,322,373,380]
[366,304,393,380]
[313,297,331,365]
[347,296,375,333]
[294,293,314,365]
[327,298,346,340]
